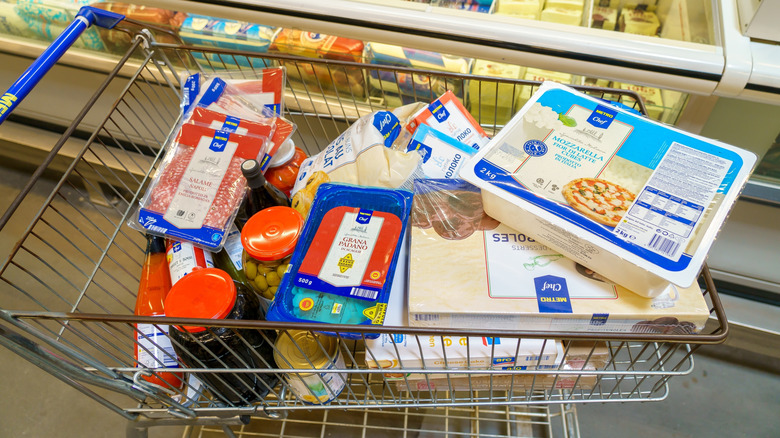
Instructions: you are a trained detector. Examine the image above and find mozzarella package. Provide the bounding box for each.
[290,104,425,217]
[460,81,757,297]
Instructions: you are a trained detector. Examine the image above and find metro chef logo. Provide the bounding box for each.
[534,275,573,313]
[587,104,617,129]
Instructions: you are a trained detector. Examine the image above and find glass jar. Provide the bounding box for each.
[163,268,278,406]
[264,140,308,197]
[241,206,304,303]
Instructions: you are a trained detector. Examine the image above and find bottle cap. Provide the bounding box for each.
[164,268,237,333]
[241,206,304,261]
[241,159,266,189]
[267,139,295,168]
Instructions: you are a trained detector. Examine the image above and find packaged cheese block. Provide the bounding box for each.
[364,42,470,105]
[591,6,618,31]
[544,0,585,11]
[96,2,184,54]
[406,125,478,179]
[266,184,413,340]
[593,0,620,7]
[270,29,367,99]
[460,82,756,296]
[540,7,583,26]
[179,15,275,69]
[15,0,106,50]
[519,68,574,105]
[405,91,490,151]
[408,179,712,328]
[290,104,425,217]
[619,8,660,36]
[495,0,543,18]
[0,2,36,39]
[468,60,526,125]
[613,82,664,120]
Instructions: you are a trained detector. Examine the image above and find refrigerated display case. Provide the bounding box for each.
[0,1,778,436]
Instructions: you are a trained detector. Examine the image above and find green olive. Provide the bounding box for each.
[262,289,275,300]
[257,264,274,275]
[276,263,287,278]
[268,286,278,297]
[254,275,269,291]
[266,271,281,287]
[244,261,257,280]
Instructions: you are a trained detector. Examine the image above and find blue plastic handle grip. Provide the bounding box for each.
[0,7,124,124]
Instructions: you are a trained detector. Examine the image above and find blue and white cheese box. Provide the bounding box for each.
[460,81,756,297]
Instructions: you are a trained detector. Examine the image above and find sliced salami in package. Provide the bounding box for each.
[181,68,286,121]
[131,124,268,250]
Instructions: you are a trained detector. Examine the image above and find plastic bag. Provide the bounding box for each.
[290,103,425,217]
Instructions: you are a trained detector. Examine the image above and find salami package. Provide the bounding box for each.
[131,124,268,250]
[181,68,286,121]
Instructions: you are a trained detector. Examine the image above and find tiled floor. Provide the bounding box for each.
[0,165,777,438]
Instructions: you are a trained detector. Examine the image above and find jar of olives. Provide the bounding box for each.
[241,206,304,304]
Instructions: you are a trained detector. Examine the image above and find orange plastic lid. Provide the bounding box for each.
[241,206,304,261]
[163,268,237,333]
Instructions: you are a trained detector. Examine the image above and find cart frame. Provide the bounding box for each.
[0,26,727,437]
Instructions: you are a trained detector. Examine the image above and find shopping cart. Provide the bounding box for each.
[0,12,728,438]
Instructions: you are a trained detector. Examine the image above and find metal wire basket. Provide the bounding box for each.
[0,27,727,436]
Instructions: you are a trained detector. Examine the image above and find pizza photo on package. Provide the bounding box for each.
[561,178,636,227]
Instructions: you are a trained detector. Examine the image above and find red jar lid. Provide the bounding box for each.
[241,206,304,261]
[164,268,236,333]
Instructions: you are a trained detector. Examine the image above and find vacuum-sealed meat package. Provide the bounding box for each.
[181,68,286,121]
[132,124,268,250]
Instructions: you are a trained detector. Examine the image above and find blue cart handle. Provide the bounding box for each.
[0,6,124,124]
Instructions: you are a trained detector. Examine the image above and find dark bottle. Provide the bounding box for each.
[235,159,290,230]
[164,268,278,406]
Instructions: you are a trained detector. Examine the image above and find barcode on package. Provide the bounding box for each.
[137,324,179,368]
[414,314,440,322]
[349,287,378,300]
[648,234,681,257]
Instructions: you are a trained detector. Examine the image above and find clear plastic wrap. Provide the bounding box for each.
[290,104,425,218]
[131,124,269,251]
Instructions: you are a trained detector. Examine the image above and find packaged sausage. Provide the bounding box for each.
[181,69,286,121]
[131,124,268,251]
[269,29,367,99]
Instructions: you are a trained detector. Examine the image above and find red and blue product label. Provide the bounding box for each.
[293,206,404,301]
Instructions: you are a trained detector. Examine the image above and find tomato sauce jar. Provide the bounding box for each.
[264,140,307,197]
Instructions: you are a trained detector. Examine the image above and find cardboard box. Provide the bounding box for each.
[408,179,712,331]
